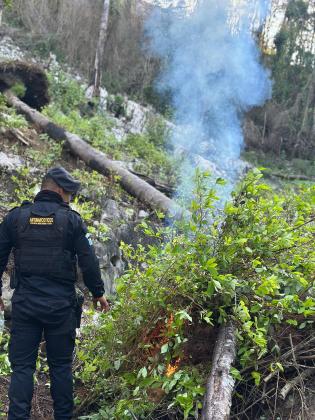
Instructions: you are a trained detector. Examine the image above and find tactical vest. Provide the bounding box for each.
[14,204,77,284]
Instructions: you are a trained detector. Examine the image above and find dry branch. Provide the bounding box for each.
[4,91,178,216]
[201,321,237,420]
[8,127,32,146]
[280,368,315,400]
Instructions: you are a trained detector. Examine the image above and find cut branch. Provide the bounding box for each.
[280,368,315,400]
[8,127,32,146]
[201,321,237,420]
[4,91,178,216]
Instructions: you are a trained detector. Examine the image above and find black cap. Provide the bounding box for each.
[46,167,81,194]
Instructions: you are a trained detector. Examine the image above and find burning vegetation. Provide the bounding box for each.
[73,170,314,419]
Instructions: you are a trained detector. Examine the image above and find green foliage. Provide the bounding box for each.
[271,0,314,104]
[46,68,86,114]
[0,331,10,376]
[25,134,63,169]
[285,0,309,20]
[44,105,117,154]
[11,82,26,98]
[10,167,39,206]
[3,0,12,8]
[243,151,315,180]
[0,93,28,129]
[0,330,10,417]
[44,72,178,184]
[123,133,178,184]
[77,170,314,418]
[107,95,126,118]
[145,115,171,149]
[143,86,173,118]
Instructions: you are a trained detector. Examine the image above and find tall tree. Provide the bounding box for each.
[0,0,4,27]
[90,0,110,97]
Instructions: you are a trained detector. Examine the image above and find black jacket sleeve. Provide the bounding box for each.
[0,212,14,297]
[73,216,105,298]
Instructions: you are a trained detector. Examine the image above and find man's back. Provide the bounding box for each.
[1,189,105,301]
[0,167,108,420]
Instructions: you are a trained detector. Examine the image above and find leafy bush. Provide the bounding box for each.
[107,95,126,118]
[0,93,28,129]
[44,68,179,184]
[26,134,63,169]
[43,106,117,154]
[145,115,171,149]
[47,68,86,115]
[10,167,39,206]
[123,132,178,184]
[10,82,26,98]
[76,170,314,419]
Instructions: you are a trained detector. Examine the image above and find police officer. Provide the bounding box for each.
[0,167,109,420]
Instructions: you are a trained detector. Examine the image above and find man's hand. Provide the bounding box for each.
[0,297,4,312]
[93,296,110,312]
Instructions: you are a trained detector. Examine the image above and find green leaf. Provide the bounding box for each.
[161,343,169,354]
[176,310,193,322]
[286,319,298,326]
[230,367,242,381]
[251,371,261,386]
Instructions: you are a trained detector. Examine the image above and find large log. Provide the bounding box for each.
[201,321,237,420]
[4,91,178,216]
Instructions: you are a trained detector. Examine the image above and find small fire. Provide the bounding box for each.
[166,358,181,377]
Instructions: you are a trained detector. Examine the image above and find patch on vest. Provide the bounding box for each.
[29,217,54,225]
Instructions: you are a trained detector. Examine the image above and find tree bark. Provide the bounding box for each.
[4,91,178,216]
[201,321,237,420]
[270,172,315,182]
[0,0,4,27]
[90,0,110,97]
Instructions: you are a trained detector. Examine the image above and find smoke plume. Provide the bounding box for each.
[146,0,272,199]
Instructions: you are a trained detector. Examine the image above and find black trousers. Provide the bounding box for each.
[8,295,76,420]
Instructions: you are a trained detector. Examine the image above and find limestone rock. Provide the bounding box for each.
[138,210,149,218]
[0,36,24,61]
[100,199,123,223]
[85,85,108,110]
[94,237,125,297]
[0,152,23,171]
[125,100,149,134]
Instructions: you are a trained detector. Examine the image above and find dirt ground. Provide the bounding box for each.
[0,372,54,419]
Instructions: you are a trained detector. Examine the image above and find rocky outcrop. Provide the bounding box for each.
[0,151,23,171]
[0,36,24,61]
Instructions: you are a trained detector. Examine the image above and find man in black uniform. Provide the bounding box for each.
[0,167,109,420]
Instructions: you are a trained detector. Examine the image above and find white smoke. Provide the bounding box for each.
[146,0,272,200]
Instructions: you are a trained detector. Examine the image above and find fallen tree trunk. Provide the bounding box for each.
[201,321,237,420]
[270,172,315,182]
[4,91,178,216]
